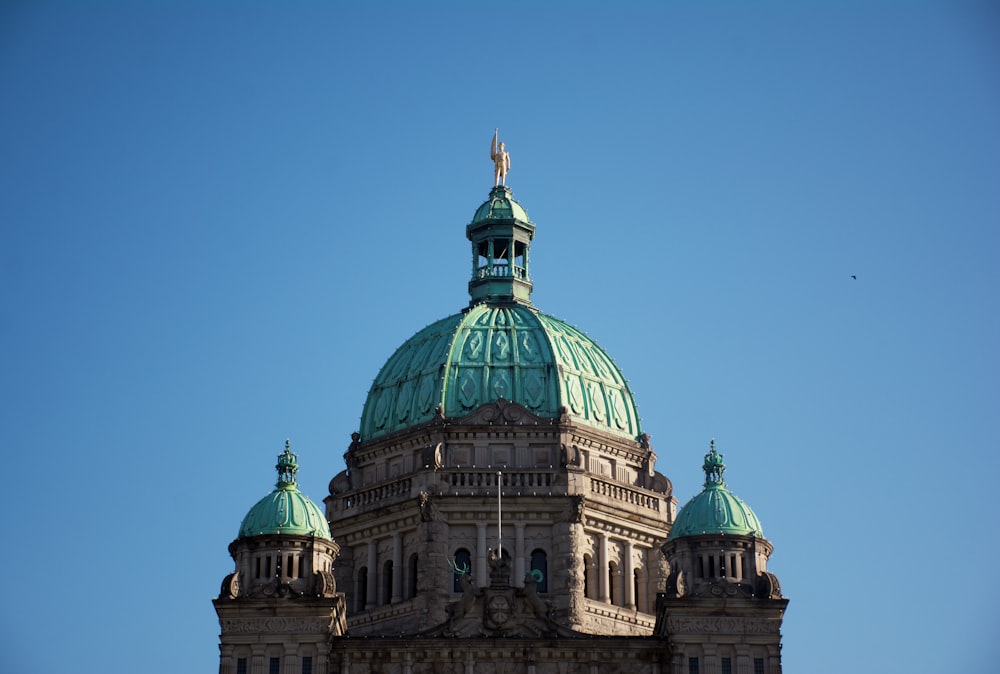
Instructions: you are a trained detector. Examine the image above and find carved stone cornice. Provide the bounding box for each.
[666,615,781,635]
[220,616,335,635]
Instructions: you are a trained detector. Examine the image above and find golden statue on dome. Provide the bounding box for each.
[491,128,511,187]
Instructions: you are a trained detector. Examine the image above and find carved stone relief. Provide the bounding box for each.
[221,616,332,634]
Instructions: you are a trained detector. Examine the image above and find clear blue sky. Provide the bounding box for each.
[2,3,997,673]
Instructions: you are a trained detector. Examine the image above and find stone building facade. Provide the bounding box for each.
[214,174,788,674]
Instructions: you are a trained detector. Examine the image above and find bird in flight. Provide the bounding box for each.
[851,275,857,280]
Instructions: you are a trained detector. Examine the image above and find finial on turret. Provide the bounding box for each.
[702,438,726,486]
[276,439,299,488]
[490,128,511,187]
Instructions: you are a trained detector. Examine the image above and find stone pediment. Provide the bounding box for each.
[421,560,579,639]
[453,399,553,427]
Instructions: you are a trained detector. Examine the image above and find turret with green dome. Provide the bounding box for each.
[239,440,332,539]
[215,443,346,664]
[660,440,783,611]
[657,440,786,661]
[218,441,341,603]
[669,440,764,539]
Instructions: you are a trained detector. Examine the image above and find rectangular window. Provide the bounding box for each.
[302,656,313,674]
[688,657,699,674]
[236,659,247,674]
[754,658,765,674]
[721,657,732,674]
[269,657,280,674]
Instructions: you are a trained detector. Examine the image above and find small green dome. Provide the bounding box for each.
[360,304,641,441]
[471,187,531,224]
[238,443,332,539]
[669,442,764,539]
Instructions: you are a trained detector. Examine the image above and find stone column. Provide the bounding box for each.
[735,645,750,674]
[623,539,635,610]
[672,651,686,674]
[515,522,526,587]
[598,532,610,603]
[391,532,403,603]
[702,645,717,674]
[251,650,265,674]
[767,644,782,674]
[366,539,377,607]
[477,523,488,587]
[218,647,234,674]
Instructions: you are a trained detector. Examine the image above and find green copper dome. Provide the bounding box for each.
[360,303,641,441]
[471,187,531,224]
[669,442,764,539]
[358,184,641,442]
[238,442,332,539]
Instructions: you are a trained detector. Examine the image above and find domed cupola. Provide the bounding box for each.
[655,444,787,671]
[218,442,340,602]
[349,133,650,445]
[214,443,347,671]
[239,442,332,539]
[467,185,535,306]
[660,441,782,602]
[357,181,642,442]
[669,440,764,539]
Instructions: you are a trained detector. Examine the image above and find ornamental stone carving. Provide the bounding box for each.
[754,571,783,599]
[221,616,333,635]
[457,399,548,426]
[418,491,440,522]
[560,443,582,468]
[666,616,780,635]
[663,569,685,598]
[690,580,753,599]
[219,572,240,599]
[316,570,338,597]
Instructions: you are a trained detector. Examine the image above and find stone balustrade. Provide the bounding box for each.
[442,468,557,495]
[589,477,660,513]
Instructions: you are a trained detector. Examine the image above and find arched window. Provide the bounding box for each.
[608,561,619,605]
[633,568,643,612]
[453,549,472,592]
[583,554,595,599]
[530,549,548,593]
[357,567,368,611]
[382,560,394,605]
[407,553,419,599]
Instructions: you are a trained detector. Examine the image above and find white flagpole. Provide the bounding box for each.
[497,470,503,560]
